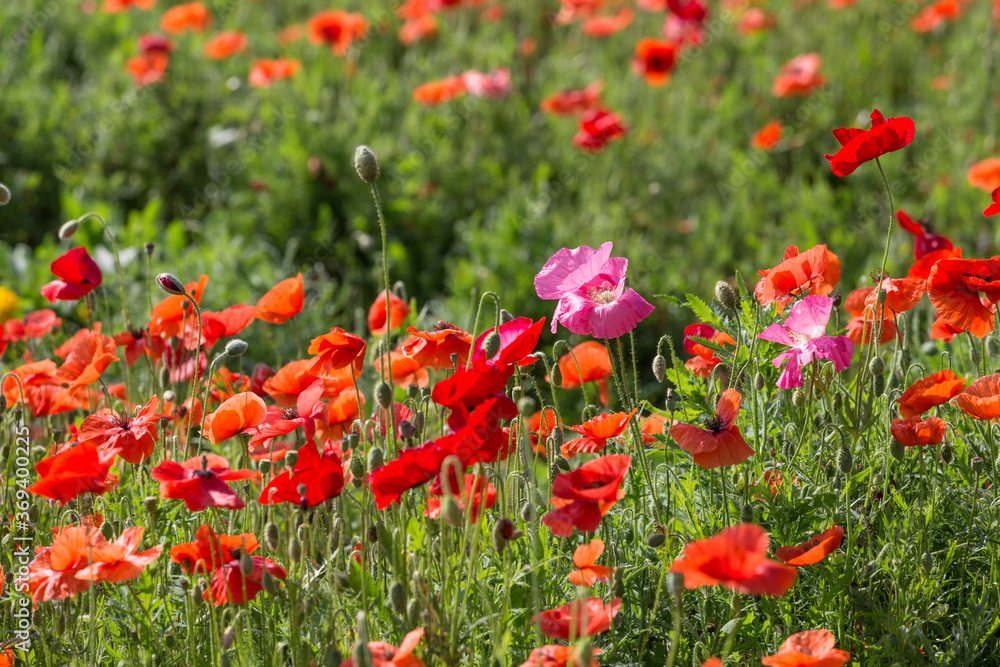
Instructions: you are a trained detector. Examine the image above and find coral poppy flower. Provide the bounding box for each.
[640,413,669,445]
[211,554,288,605]
[761,629,850,667]
[568,538,613,586]
[632,39,678,86]
[553,341,613,405]
[927,257,1000,338]
[400,13,438,45]
[376,348,431,388]
[772,53,826,97]
[126,52,169,87]
[249,58,302,88]
[897,210,953,259]
[910,0,963,32]
[824,109,915,177]
[842,288,895,346]
[572,108,628,152]
[27,442,117,505]
[307,10,368,55]
[471,317,545,367]
[527,409,563,454]
[671,523,797,596]
[562,409,637,457]
[262,358,350,406]
[738,8,776,35]
[259,439,344,507]
[103,0,156,12]
[77,395,159,464]
[533,597,622,640]
[369,439,453,510]
[583,8,633,37]
[28,525,102,604]
[759,296,853,389]
[5,309,61,340]
[40,247,103,302]
[542,455,631,537]
[113,328,149,367]
[369,290,411,335]
[518,645,601,667]
[683,323,736,378]
[170,524,258,574]
[864,276,924,319]
[426,473,497,523]
[908,246,963,283]
[413,76,467,105]
[151,454,259,511]
[775,525,844,566]
[256,273,304,324]
[890,415,947,446]
[752,121,783,151]
[402,323,472,369]
[669,389,754,469]
[897,369,966,418]
[204,31,247,60]
[462,68,511,99]
[160,2,212,34]
[54,329,118,391]
[754,245,840,308]
[954,373,1000,420]
[339,628,427,667]
[203,391,268,444]
[170,525,285,605]
[74,526,163,583]
[309,327,366,376]
[535,242,654,339]
[968,157,1000,192]
[541,81,603,115]
[984,188,1000,218]
[1,360,79,417]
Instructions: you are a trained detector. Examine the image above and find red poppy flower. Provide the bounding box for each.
[204,31,246,60]
[370,439,453,510]
[927,257,1000,338]
[843,295,896,346]
[40,247,103,302]
[103,0,156,11]
[255,274,303,324]
[126,51,169,87]
[761,629,850,667]
[426,473,497,523]
[670,523,797,596]
[738,7,776,35]
[151,454,259,512]
[772,53,826,97]
[160,1,212,34]
[670,389,754,469]
[431,362,517,419]
[171,524,258,574]
[203,391,268,444]
[413,76,467,105]
[583,8,633,37]
[824,109,915,177]
[562,409,637,457]
[910,0,963,32]
[985,187,1000,218]
[259,439,344,507]
[309,327,366,376]
[262,358,350,406]
[249,58,301,88]
[399,13,438,45]
[77,395,159,464]
[754,245,840,308]
[968,157,1000,192]
[775,525,844,566]
[340,628,426,667]
[542,455,631,537]
[402,323,472,369]
[27,442,117,505]
[518,645,601,667]
[908,246,963,283]
[864,276,925,319]
[953,373,1000,420]
[170,525,285,605]
[890,415,947,447]
[369,290,411,335]
[471,317,545,367]
[568,539,613,586]
[897,209,953,259]
[53,329,119,391]
[572,108,627,153]
[74,526,163,583]
[540,81,603,115]
[375,348,431,388]
[5,309,61,341]
[897,369,966,418]
[149,274,208,339]
[200,303,256,347]
[683,323,736,378]
[307,9,368,55]
[1,359,78,418]
[533,597,622,640]
[752,121,783,151]
[553,341,613,405]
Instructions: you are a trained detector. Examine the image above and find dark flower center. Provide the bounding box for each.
[282,407,299,420]
[703,416,725,432]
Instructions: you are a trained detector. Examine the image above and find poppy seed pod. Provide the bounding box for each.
[407,383,420,400]
[652,355,667,383]
[483,331,501,359]
[144,496,158,516]
[284,449,298,468]
[375,382,393,410]
[715,280,738,310]
[258,459,271,475]
[156,273,186,296]
[367,446,384,471]
[145,242,155,257]
[264,522,280,551]
[346,432,360,449]
[511,385,523,401]
[646,532,666,548]
[225,339,249,357]
[353,145,380,184]
[971,456,985,473]
[792,389,806,407]
[836,444,853,475]
[389,581,407,615]
[58,219,80,240]
[0,182,10,205]
[889,438,905,462]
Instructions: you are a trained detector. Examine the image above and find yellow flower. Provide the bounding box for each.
[0,286,19,323]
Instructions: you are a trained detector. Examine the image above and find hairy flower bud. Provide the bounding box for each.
[0,182,10,206]
[483,331,501,359]
[264,522,280,551]
[665,388,677,412]
[715,280,738,310]
[156,273,186,296]
[520,502,535,523]
[939,443,954,466]
[836,444,854,475]
[868,357,884,377]
[389,581,407,615]
[350,451,366,479]
[222,625,236,651]
[549,364,562,387]
[225,339,249,357]
[754,372,765,391]
[354,145,380,184]
[375,382,393,410]
[792,389,806,408]
[652,355,667,383]
[289,536,302,563]
[517,396,537,416]
[58,219,80,240]
[889,438,905,462]
[646,532,666,548]
[367,446,384,471]
[920,551,933,574]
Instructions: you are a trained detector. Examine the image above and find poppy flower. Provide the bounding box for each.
[74,526,163,583]
[462,68,512,99]
[669,388,754,469]
[170,525,285,605]
[40,247,103,302]
[752,121,783,151]
[126,50,169,87]
[542,454,631,537]
[249,58,302,88]
[256,273,304,325]
[210,554,288,605]
[151,454,259,511]
[541,81,603,115]
[203,391,268,444]
[775,526,844,566]
[984,188,1000,218]
[890,415,947,446]
[1,360,79,417]
[968,157,1000,192]
[149,274,208,339]
[533,597,622,640]
[400,13,438,45]
[402,323,472,369]
[758,296,853,389]
[309,327,366,376]
[471,317,545,367]
[738,8,776,35]
[413,76,467,105]
[572,108,628,152]
[910,0,963,32]
[754,245,840,309]
[526,409,563,454]
[824,109,916,177]
[954,373,1000,420]
[369,290,411,335]
[897,210,953,259]
[5,309,61,341]
[376,348,431,388]
[683,323,736,378]
[170,524,257,574]
[29,525,105,604]
[553,341,613,406]
[103,0,156,11]
[262,358,350,406]
[772,53,826,97]
[518,645,601,667]
[160,2,212,34]
[27,442,117,505]
[77,395,159,464]
[908,246,963,284]
[666,0,707,20]
[632,38,678,86]
[535,242,654,339]
[426,473,497,523]
[927,257,1000,338]
[306,10,368,55]
[583,8,634,37]
[640,413,669,445]
[842,288,896,346]
[259,439,344,507]
[198,303,256,350]
[864,275,924,319]
[369,439,453,510]
[204,31,247,60]
[54,329,119,391]
[670,523,797,596]
[897,369,966,418]
[761,629,850,667]
[339,627,426,667]
[562,409,637,457]
[568,538,613,586]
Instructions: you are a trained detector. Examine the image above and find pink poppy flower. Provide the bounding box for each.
[462,68,511,98]
[534,242,655,339]
[757,295,853,389]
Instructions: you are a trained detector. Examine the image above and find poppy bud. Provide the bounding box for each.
[873,372,885,397]
[407,598,421,627]
[482,331,501,359]
[225,339,249,357]
[889,438,905,462]
[264,522,280,551]
[58,219,80,239]
[970,341,981,367]
[238,549,254,576]
[554,454,571,472]
[715,280,738,310]
[665,388,677,412]
[159,368,171,389]
[939,443,954,466]
[831,392,843,412]
[222,625,236,651]
[284,450,298,468]
[652,355,667,383]
[792,389,806,408]
[367,446,384,471]
[517,396,537,416]
[350,451,366,479]
[511,385,523,401]
[262,568,279,595]
[330,519,342,552]
[353,145,380,184]
[492,517,516,553]
[100,521,115,540]
[389,580,407,615]
[407,384,420,400]
[868,357,884,377]
[367,525,378,544]
[971,456,985,474]
[192,582,205,608]
[346,432,360,449]
[325,648,343,667]
[413,410,425,434]
[449,352,460,367]
[179,577,190,591]
[289,536,302,563]
[156,273,186,296]
[739,502,756,527]
[398,420,415,441]
[498,308,514,324]
[646,532,666,548]
[549,463,561,479]
[375,382,393,410]
[549,427,564,449]
[712,363,731,391]
[0,182,10,205]
[549,364,562,387]
[836,444,853,475]
[667,572,685,599]
[920,551,933,574]
[258,459,271,475]
[144,496,158,516]
[520,502,535,522]
[442,496,463,525]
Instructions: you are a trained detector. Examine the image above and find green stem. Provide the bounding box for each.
[183,292,203,456]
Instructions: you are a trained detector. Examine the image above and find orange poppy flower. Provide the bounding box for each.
[413,76,467,105]
[568,538,613,586]
[968,157,1000,192]
[844,313,896,346]
[640,413,669,445]
[256,273,303,324]
[583,8,633,37]
[375,348,431,388]
[683,323,736,378]
[772,53,826,97]
[754,245,839,308]
[102,0,156,12]
[309,327,366,376]
[126,51,169,87]
[341,627,427,667]
[160,2,212,34]
[930,313,964,342]
[77,395,159,464]
[53,330,119,391]
[400,14,438,45]
[249,58,301,88]
[541,80,602,116]
[553,341,613,405]
[27,442,117,505]
[954,373,1000,420]
[533,597,622,640]
[369,289,411,335]
[263,358,351,406]
[525,409,563,455]
[761,629,850,667]
[910,0,963,32]
[562,409,637,457]
[752,121,783,151]
[669,389,754,469]
[865,276,924,319]
[1,359,79,417]
[701,660,722,667]
[908,246,963,282]
[890,415,947,446]
[203,391,268,444]
[775,525,844,566]
[402,323,471,369]
[927,258,1000,338]
[670,523,797,596]
[204,31,247,60]
[29,525,102,604]
[74,526,163,583]
[632,38,678,86]
[897,369,966,419]
[306,10,368,55]
[518,645,601,667]
[277,24,304,46]
[149,274,209,339]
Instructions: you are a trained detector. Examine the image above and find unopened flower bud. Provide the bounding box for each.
[555,455,571,471]
[740,502,754,524]
[549,427,564,448]
[159,368,171,389]
[350,451,366,479]
[652,355,667,383]
[406,598,421,627]
[715,280,738,310]
[646,532,666,548]
[831,392,843,412]
[483,331,501,359]
[868,357,884,377]
[517,396,537,416]
[665,388,677,412]
[0,182,10,206]
[354,145,380,184]
[520,502,535,522]
[667,572,685,599]
[367,446,384,471]
[222,625,236,651]
[389,581,407,615]
[492,517,516,553]
[144,496,158,515]
[890,438,905,462]
[264,522,280,551]
[549,364,562,387]
[939,443,954,465]
[792,389,806,408]
[156,273,186,295]
[442,496,463,525]
[58,219,80,239]
[375,382,393,410]
[192,582,205,608]
[284,450,298,468]
[836,444,854,475]
[225,339,249,357]
[754,372,765,391]
[289,536,302,563]
[367,525,378,544]
[970,341,981,367]
[413,410,425,434]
